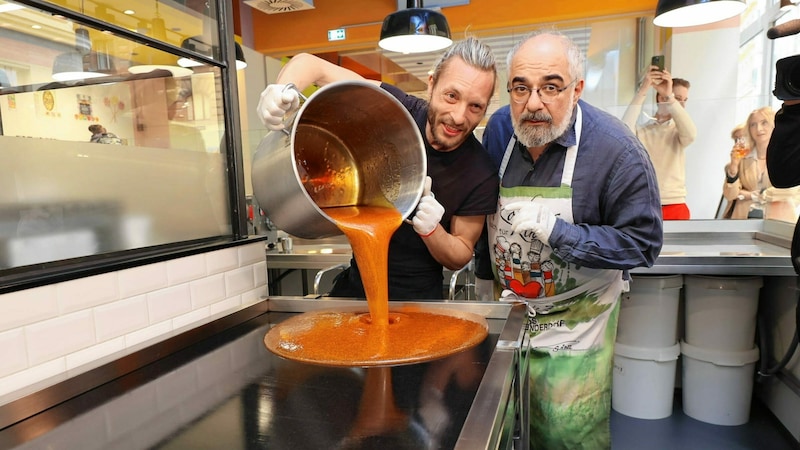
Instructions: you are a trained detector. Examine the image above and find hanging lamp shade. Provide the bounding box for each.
[52,27,113,81]
[654,0,746,28]
[379,0,452,54]
[177,36,247,70]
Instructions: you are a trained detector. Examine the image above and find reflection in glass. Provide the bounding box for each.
[0,1,231,270]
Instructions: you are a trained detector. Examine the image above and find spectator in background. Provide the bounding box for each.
[88,124,121,144]
[622,67,696,219]
[723,106,800,221]
[720,122,752,218]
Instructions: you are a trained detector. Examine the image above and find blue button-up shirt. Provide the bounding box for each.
[480,101,663,271]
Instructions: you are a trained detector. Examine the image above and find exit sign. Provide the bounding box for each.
[328,28,346,41]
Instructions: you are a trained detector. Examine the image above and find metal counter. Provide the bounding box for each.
[267,221,798,278]
[0,299,530,450]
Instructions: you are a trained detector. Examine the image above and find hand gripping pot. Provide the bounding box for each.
[252,81,427,239]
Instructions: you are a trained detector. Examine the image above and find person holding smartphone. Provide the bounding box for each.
[622,56,697,219]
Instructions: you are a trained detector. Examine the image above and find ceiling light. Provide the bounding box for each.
[52,26,114,81]
[177,36,247,70]
[52,51,114,81]
[654,0,746,28]
[379,0,452,54]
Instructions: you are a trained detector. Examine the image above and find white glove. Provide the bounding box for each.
[474,278,495,301]
[504,201,557,245]
[500,289,536,317]
[411,176,444,237]
[256,84,300,130]
[500,289,523,302]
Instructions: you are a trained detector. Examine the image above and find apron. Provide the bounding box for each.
[487,106,625,449]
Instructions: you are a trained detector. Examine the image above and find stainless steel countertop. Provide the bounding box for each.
[266,220,798,276]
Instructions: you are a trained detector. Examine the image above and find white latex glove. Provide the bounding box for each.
[504,201,558,245]
[474,278,495,301]
[500,289,536,317]
[500,289,523,302]
[256,84,300,130]
[411,176,444,237]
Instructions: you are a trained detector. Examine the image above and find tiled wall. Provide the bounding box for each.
[12,321,273,450]
[0,242,268,405]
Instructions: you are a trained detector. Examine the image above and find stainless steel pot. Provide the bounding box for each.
[252,81,426,239]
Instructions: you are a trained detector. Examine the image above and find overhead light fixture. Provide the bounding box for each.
[128,0,192,77]
[52,27,114,81]
[653,0,747,28]
[378,0,452,54]
[52,50,115,81]
[177,36,247,70]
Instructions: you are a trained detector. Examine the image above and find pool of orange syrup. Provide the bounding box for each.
[264,205,488,366]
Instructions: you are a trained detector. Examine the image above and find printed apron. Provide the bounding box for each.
[487,106,625,450]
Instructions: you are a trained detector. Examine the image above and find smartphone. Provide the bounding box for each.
[651,55,665,71]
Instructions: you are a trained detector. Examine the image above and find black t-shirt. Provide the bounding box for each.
[330,83,499,299]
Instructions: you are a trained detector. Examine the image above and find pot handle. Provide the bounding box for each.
[280,83,308,137]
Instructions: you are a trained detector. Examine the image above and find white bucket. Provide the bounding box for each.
[680,341,759,426]
[612,342,681,420]
[684,275,762,352]
[617,275,683,348]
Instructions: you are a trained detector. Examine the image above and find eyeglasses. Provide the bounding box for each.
[507,79,577,104]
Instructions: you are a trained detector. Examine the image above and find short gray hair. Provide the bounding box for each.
[506,30,585,82]
[430,36,497,90]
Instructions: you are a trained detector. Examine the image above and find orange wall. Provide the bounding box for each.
[248,0,656,57]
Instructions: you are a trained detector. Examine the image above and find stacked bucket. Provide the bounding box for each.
[612,275,683,419]
[680,275,762,426]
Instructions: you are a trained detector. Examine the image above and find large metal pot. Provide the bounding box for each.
[252,81,426,239]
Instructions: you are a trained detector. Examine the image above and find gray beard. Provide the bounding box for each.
[512,101,574,149]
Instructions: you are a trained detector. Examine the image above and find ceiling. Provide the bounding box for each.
[236,0,655,96]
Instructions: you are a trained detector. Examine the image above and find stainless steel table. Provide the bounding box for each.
[0,299,530,450]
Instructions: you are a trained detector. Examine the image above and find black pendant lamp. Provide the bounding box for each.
[379,0,452,54]
[177,36,247,70]
[654,0,746,28]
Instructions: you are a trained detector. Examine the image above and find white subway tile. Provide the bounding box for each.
[0,285,58,332]
[118,262,168,299]
[172,307,210,331]
[225,266,255,297]
[242,287,266,308]
[57,272,119,314]
[0,358,65,399]
[209,295,242,317]
[205,248,238,275]
[166,253,207,285]
[239,242,266,267]
[94,295,149,342]
[189,273,225,308]
[26,311,95,366]
[254,260,267,287]
[124,320,173,348]
[65,337,126,370]
[147,284,192,324]
[0,328,28,378]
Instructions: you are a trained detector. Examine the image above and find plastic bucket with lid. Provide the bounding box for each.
[680,341,759,426]
[612,342,681,420]
[683,275,762,351]
[617,275,683,348]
